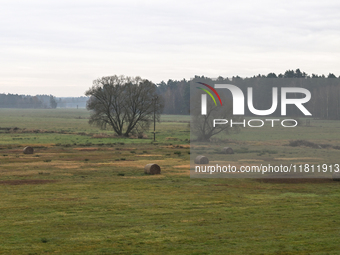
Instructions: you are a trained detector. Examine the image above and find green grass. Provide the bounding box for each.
[0,109,340,254]
[0,109,190,145]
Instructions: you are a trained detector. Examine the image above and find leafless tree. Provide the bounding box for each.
[85,75,164,137]
[191,90,239,141]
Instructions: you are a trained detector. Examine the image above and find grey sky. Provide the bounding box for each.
[1,0,340,96]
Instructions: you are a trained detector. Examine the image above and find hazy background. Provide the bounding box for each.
[1,0,340,96]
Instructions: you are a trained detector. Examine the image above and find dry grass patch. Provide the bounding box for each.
[168,169,190,176]
[136,154,163,157]
[74,147,100,151]
[177,144,190,148]
[54,162,86,169]
[174,164,190,168]
[111,160,166,168]
[162,144,190,149]
[7,149,26,153]
[239,159,264,162]
[6,161,83,168]
[275,157,323,160]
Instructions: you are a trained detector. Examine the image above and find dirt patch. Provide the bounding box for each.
[288,140,334,149]
[0,179,58,185]
[166,137,179,141]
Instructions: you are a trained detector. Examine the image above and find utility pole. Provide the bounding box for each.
[153,96,158,141]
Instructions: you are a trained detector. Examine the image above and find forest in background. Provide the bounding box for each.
[0,95,89,109]
[1,69,340,119]
[157,69,340,119]
[0,94,58,109]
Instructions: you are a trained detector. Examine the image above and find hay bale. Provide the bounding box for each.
[332,172,340,181]
[23,146,34,154]
[222,147,234,154]
[144,163,161,175]
[194,155,209,164]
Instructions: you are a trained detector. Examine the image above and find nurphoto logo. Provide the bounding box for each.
[197,82,312,128]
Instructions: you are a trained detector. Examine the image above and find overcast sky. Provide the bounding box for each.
[1,0,340,96]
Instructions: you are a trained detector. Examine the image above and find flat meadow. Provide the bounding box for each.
[0,109,340,254]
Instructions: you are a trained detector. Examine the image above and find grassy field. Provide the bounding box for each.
[0,109,340,254]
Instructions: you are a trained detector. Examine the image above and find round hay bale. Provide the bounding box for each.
[194,155,209,164]
[222,147,234,154]
[144,163,161,175]
[23,146,34,154]
[332,172,340,181]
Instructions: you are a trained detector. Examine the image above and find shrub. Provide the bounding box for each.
[41,238,48,243]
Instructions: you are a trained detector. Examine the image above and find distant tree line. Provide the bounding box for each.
[156,69,340,119]
[57,97,89,108]
[156,79,190,114]
[0,94,90,109]
[0,94,57,109]
[3,69,340,119]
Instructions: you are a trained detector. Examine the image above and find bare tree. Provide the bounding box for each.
[85,75,164,137]
[191,90,239,141]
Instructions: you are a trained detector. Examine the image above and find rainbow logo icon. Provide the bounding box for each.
[196,82,223,106]
[196,82,223,115]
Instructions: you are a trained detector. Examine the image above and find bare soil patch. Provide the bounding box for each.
[0,179,58,185]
